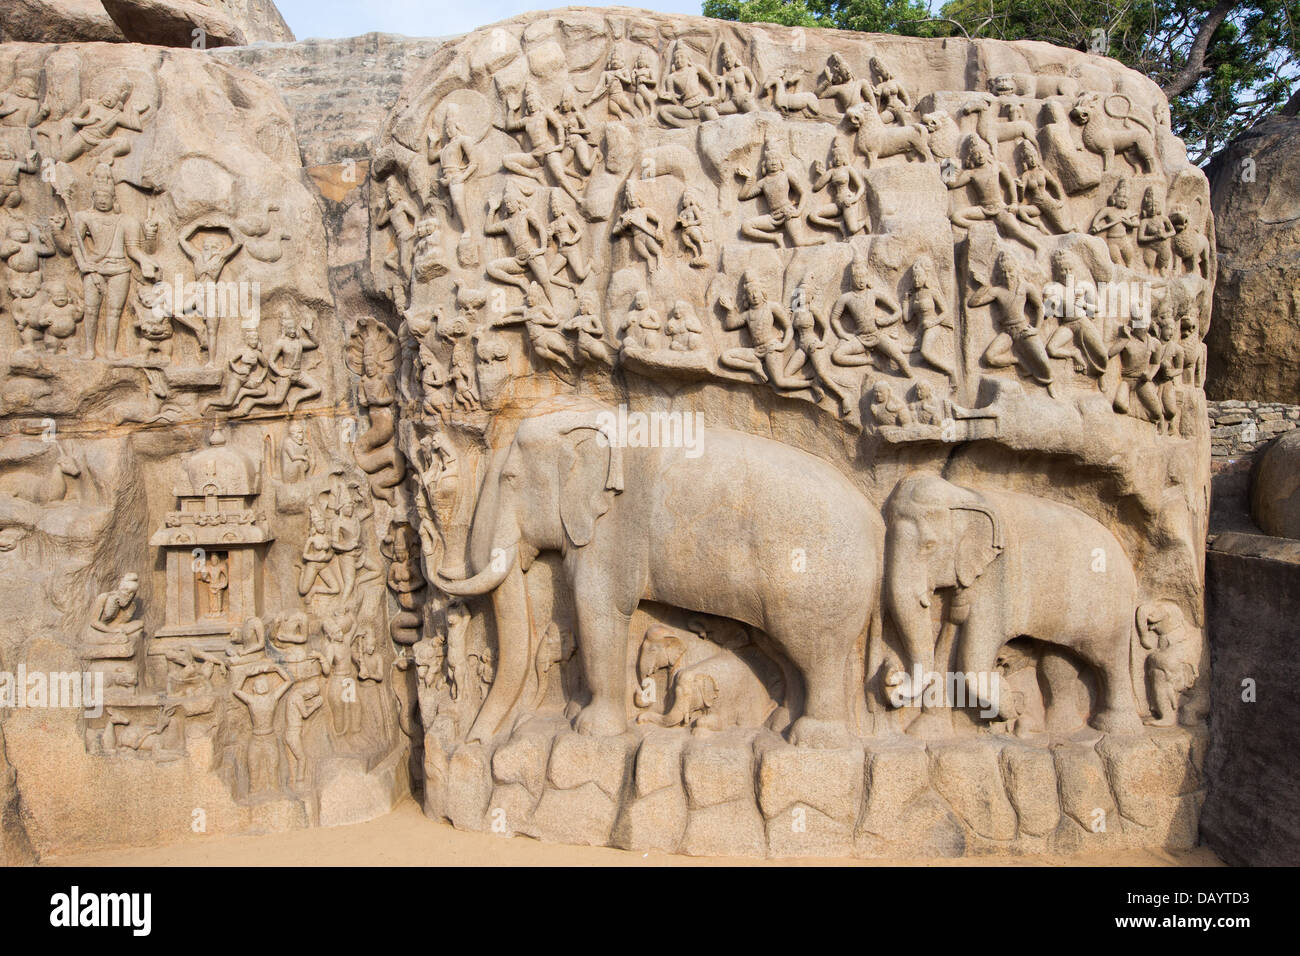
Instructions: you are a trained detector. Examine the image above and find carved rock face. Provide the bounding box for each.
[0,9,1213,860]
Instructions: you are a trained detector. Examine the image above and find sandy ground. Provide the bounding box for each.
[44,798,1224,866]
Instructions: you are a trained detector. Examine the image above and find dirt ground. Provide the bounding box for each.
[43,798,1224,866]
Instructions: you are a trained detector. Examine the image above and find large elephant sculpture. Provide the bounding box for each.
[882,473,1141,734]
[433,398,885,747]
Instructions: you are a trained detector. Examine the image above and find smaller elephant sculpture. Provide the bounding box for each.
[883,473,1142,734]
[634,624,777,732]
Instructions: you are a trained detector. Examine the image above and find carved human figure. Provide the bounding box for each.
[1108,318,1164,425]
[233,663,291,795]
[666,300,702,352]
[0,144,38,209]
[494,281,572,372]
[968,250,1057,395]
[330,495,370,603]
[910,380,946,425]
[622,290,662,351]
[317,615,362,737]
[1151,308,1184,435]
[280,421,313,482]
[905,255,956,378]
[787,285,856,421]
[736,141,824,246]
[427,105,479,235]
[814,53,874,115]
[611,181,665,272]
[1088,181,1140,268]
[60,79,151,163]
[499,83,581,202]
[565,293,613,366]
[631,50,659,116]
[8,271,43,350]
[202,328,270,415]
[441,314,481,409]
[809,142,868,236]
[1013,140,1071,234]
[1044,250,1107,377]
[375,178,419,281]
[298,507,340,596]
[941,136,1041,253]
[714,42,759,115]
[585,50,637,119]
[828,257,912,377]
[547,192,593,290]
[870,56,912,122]
[412,216,450,282]
[718,271,810,389]
[72,173,158,358]
[556,88,602,177]
[197,551,228,617]
[445,600,471,702]
[656,46,720,128]
[89,573,144,644]
[179,222,242,357]
[284,681,323,785]
[1137,186,1175,276]
[266,317,322,412]
[869,380,913,426]
[674,189,708,267]
[485,181,556,303]
[0,72,49,131]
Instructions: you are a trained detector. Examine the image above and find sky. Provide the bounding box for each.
[273,0,707,41]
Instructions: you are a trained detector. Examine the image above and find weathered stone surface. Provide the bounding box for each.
[101,0,294,48]
[1,0,124,43]
[0,6,1220,862]
[1252,429,1300,537]
[1207,115,1300,402]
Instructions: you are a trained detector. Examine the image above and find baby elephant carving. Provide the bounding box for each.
[635,626,776,732]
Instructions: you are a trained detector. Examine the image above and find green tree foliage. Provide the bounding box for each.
[702,0,1300,163]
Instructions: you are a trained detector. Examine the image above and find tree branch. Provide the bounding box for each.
[1160,0,1236,98]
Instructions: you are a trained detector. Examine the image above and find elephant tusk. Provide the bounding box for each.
[433,544,517,597]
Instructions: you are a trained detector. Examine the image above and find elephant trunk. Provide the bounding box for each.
[884,555,938,706]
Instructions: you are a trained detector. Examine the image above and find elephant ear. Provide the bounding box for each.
[698,673,719,711]
[954,506,1003,589]
[559,430,616,548]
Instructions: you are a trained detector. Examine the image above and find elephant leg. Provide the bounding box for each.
[786,645,855,748]
[955,613,1004,719]
[1079,640,1142,734]
[573,600,631,736]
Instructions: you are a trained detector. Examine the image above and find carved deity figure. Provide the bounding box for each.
[736,140,824,247]
[1137,186,1176,276]
[0,72,49,132]
[905,255,956,378]
[60,79,151,163]
[1089,181,1139,268]
[499,83,581,203]
[674,189,708,267]
[809,141,868,236]
[494,281,572,372]
[941,135,1041,254]
[815,53,874,116]
[612,181,665,273]
[585,50,637,119]
[1014,140,1071,234]
[714,41,759,115]
[547,192,592,289]
[202,328,271,416]
[622,291,662,351]
[1044,250,1108,378]
[0,221,54,274]
[317,615,362,737]
[869,380,913,426]
[1109,318,1164,425]
[666,300,703,352]
[427,105,479,235]
[657,46,720,128]
[36,279,83,353]
[485,181,556,303]
[968,250,1057,396]
[787,285,856,421]
[197,551,228,617]
[828,257,912,377]
[298,507,340,596]
[718,271,809,389]
[285,682,324,785]
[72,171,158,358]
[870,56,912,122]
[266,317,322,412]
[564,293,613,366]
